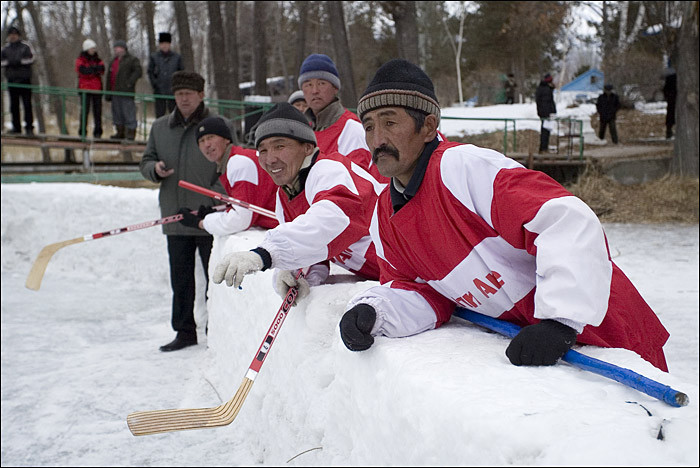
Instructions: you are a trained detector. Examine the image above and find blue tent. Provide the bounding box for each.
[561,68,604,92]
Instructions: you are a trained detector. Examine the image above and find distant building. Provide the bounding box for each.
[560,68,604,104]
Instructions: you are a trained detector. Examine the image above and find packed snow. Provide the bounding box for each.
[1,98,696,466]
[2,182,698,466]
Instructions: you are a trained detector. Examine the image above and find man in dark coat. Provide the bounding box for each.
[140,71,235,352]
[148,32,184,118]
[596,84,621,144]
[535,73,557,153]
[105,40,142,140]
[663,66,677,139]
[1,26,35,135]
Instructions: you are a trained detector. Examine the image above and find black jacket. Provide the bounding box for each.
[535,81,556,118]
[1,40,35,82]
[596,92,621,121]
[147,50,184,95]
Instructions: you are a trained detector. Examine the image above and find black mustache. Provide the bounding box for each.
[372,145,400,162]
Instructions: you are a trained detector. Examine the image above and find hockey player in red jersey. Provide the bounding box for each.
[176,116,278,234]
[338,58,670,372]
[298,53,387,183]
[212,103,385,301]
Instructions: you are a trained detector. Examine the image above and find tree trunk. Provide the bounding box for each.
[326,1,357,106]
[224,2,241,101]
[143,1,156,55]
[173,1,195,71]
[89,1,111,55]
[25,0,72,161]
[252,1,268,96]
[671,1,699,177]
[109,1,127,43]
[207,1,229,104]
[293,1,309,88]
[390,1,420,64]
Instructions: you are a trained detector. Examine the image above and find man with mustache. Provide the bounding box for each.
[338,59,670,373]
[212,103,384,301]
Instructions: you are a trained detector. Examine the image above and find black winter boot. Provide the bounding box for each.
[110,125,125,140]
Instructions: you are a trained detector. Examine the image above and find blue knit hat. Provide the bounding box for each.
[298,54,341,90]
[196,116,232,143]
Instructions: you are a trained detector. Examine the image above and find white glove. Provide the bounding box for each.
[273,270,311,305]
[213,251,264,289]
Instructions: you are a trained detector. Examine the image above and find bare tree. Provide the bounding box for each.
[206,1,229,102]
[293,1,310,87]
[109,1,127,43]
[671,0,699,177]
[326,1,357,106]
[173,1,195,71]
[143,1,156,55]
[253,1,268,96]
[224,1,241,101]
[88,1,110,55]
[442,5,467,105]
[381,1,419,63]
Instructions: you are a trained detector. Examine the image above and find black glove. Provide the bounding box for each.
[505,319,577,366]
[197,205,215,218]
[339,304,377,351]
[177,207,201,228]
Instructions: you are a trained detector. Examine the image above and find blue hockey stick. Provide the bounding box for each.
[453,308,689,408]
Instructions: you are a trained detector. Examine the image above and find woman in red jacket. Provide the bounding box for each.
[75,39,105,138]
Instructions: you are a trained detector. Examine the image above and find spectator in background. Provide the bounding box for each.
[75,39,105,138]
[176,116,279,236]
[504,73,517,104]
[595,84,621,144]
[148,32,184,118]
[139,72,232,352]
[663,66,677,140]
[298,53,385,182]
[1,26,35,135]
[535,73,557,154]
[105,39,142,140]
[287,89,308,114]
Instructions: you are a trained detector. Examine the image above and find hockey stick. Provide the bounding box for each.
[178,180,277,220]
[454,308,689,408]
[126,270,304,436]
[25,205,228,291]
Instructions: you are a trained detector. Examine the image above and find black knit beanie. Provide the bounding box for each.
[171,71,205,93]
[357,59,440,123]
[254,102,317,148]
[196,116,232,142]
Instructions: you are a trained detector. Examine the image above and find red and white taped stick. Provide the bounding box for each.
[178,180,278,220]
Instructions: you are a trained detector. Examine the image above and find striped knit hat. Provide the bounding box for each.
[357,59,440,124]
[254,103,317,149]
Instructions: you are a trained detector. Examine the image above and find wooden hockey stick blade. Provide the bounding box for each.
[127,376,254,436]
[25,237,86,290]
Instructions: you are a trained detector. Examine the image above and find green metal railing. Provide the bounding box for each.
[1,82,274,141]
[3,82,584,160]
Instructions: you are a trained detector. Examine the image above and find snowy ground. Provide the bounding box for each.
[1,181,698,467]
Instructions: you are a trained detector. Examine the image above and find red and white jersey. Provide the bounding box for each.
[202,145,278,236]
[349,140,669,371]
[315,109,388,183]
[259,151,385,281]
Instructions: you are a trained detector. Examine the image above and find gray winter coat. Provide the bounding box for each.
[139,103,235,235]
[147,50,183,95]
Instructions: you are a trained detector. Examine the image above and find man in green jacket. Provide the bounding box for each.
[105,39,142,140]
[140,71,236,352]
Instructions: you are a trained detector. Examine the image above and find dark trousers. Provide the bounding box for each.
[154,97,176,118]
[9,81,33,133]
[666,99,676,138]
[166,235,213,339]
[598,118,618,144]
[78,91,103,137]
[539,121,551,152]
